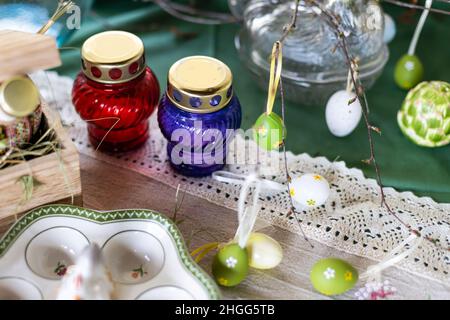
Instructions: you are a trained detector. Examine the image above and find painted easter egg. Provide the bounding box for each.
[2,106,42,148]
[0,127,6,153]
[246,233,283,270]
[289,173,330,208]
[212,243,248,287]
[394,54,424,90]
[310,258,358,296]
[325,90,362,137]
[253,112,286,151]
[397,81,450,147]
[383,13,396,43]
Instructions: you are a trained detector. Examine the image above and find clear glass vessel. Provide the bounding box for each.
[235,0,389,106]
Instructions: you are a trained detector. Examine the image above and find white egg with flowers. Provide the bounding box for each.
[289,173,330,208]
[325,90,362,137]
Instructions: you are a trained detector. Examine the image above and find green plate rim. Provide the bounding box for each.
[0,204,221,300]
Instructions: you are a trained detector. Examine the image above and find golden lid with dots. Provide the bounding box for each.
[167,56,233,113]
[81,31,146,84]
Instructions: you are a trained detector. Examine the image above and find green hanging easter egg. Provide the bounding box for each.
[253,112,286,151]
[394,54,424,90]
[397,81,450,147]
[212,243,248,287]
[310,258,358,296]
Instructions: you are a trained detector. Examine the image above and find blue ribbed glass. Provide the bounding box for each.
[158,94,242,177]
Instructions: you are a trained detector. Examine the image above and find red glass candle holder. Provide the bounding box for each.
[72,31,160,152]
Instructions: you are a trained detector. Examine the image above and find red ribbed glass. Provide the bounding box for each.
[72,67,160,152]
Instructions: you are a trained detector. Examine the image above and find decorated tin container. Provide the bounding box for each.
[72,31,160,152]
[158,56,242,177]
[0,75,42,152]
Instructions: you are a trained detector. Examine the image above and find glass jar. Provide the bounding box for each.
[236,0,388,106]
[0,75,42,150]
[72,31,160,152]
[158,56,242,177]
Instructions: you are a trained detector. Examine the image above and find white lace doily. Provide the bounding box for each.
[31,71,450,286]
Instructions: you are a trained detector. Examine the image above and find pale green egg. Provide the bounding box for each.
[246,233,283,270]
[310,258,358,296]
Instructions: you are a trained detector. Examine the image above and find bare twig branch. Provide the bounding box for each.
[301,0,447,250]
[271,0,446,250]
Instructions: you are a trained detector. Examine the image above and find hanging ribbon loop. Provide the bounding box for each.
[212,170,285,193]
[265,41,283,115]
[361,233,422,282]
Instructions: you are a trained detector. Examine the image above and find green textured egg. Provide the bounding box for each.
[397,81,450,147]
[212,243,248,287]
[253,112,286,151]
[394,54,424,90]
[310,258,358,296]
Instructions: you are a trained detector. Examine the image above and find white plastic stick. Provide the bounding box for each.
[408,0,433,56]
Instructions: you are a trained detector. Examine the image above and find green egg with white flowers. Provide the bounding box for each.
[310,258,358,296]
[212,243,248,287]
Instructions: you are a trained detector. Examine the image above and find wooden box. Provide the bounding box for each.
[0,103,82,220]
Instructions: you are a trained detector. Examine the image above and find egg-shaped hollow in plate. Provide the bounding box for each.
[135,285,194,300]
[102,230,165,284]
[25,227,90,280]
[0,277,43,300]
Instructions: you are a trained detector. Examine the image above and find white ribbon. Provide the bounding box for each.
[408,0,433,56]
[212,171,285,193]
[361,233,423,282]
[213,171,283,248]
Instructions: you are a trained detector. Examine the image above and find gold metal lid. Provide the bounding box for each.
[0,75,40,118]
[167,56,233,113]
[81,31,146,84]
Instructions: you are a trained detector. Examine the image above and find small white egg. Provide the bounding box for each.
[325,90,362,137]
[246,233,283,270]
[289,173,330,208]
[383,13,396,44]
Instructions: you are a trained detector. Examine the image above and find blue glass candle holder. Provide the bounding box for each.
[158,56,242,177]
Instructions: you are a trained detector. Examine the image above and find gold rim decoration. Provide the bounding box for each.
[81,31,146,84]
[0,75,40,118]
[167,56,233,114]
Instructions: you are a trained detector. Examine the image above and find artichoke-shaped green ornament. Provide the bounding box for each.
[397,81,450,147]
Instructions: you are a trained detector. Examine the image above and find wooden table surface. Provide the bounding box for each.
[2,154,448,300]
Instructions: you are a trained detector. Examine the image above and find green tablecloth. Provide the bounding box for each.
[57,0,450,202]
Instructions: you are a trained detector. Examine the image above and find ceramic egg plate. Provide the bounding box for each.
[0,205,220,300]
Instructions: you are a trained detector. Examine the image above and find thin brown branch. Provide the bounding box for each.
[280,77,314,248]
[265,0,447,250]
[279,0,301,43]
[274,0,315,247]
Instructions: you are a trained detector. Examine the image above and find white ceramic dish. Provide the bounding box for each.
[0,205,220,300]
